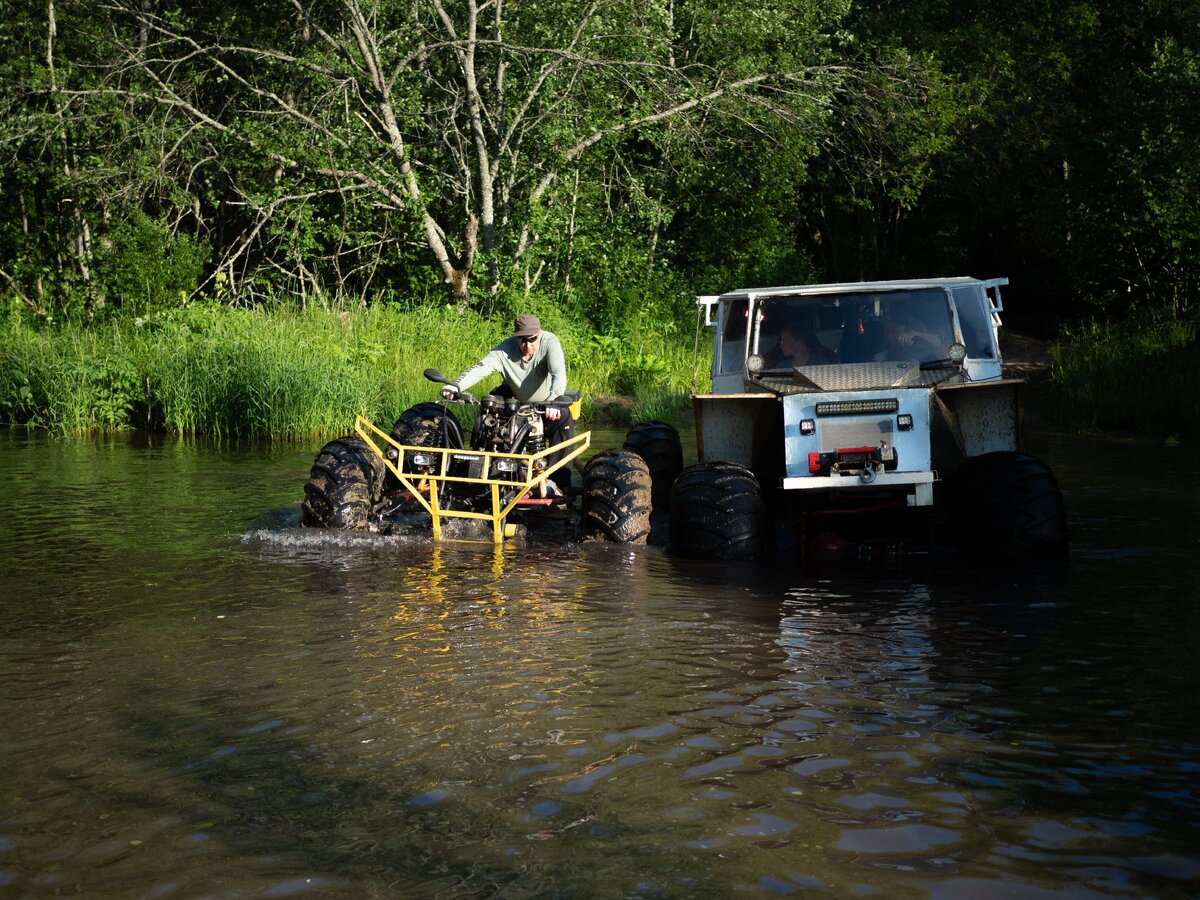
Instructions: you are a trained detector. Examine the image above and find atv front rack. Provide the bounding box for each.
[355,415,591,542]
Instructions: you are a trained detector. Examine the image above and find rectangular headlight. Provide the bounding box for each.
[896,414,913,431]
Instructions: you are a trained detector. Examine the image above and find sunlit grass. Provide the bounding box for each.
[0,301,709,437]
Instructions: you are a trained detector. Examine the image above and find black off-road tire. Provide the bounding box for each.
[623,421,683,509]
[951,451,1068,562]
[390,402,463,450]
[668,462,766,560]
[386,402,464,488]
[581,449,652,544]
[301,435,387,529]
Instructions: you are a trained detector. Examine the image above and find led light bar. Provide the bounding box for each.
[815,399,899,417]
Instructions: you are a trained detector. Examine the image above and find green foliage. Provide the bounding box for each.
[0,0,1196,350]
[93,213,211,316]
[0,299,703,436]
[1049,313,1200,437]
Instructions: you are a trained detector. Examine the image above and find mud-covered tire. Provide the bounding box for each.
[668,462,766,560]
[390,402,463,450]
[951,451,1068,561]
[623,421,683,509]
[301,435,387,529]
[581,449,652,544]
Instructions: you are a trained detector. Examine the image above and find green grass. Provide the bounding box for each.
[1048,314,1200,439]
[10,297,1196,442]
[0,301,707,437]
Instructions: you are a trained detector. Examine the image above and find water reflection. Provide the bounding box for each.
[0,427,1197,896]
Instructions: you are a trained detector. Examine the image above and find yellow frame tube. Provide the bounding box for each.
[355,415,591,543]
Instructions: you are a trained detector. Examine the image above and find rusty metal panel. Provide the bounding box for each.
[935,380,1023,456]
[693,394,776,467]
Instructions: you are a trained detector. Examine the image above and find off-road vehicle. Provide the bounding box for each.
[668,277,1068,563]
[299,369,655,545]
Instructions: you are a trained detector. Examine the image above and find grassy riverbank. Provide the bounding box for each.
[5,299,1196,441]
[0,303,703,437]
[1048,315,1199,440]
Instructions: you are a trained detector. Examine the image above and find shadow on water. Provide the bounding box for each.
[110,679,559,896]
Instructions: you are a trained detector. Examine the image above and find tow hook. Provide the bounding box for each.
[859,462,880,484]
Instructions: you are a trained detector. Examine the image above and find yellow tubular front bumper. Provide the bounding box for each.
[355,415,590,543]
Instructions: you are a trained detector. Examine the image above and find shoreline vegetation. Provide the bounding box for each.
[1,302,1196,442]
[0,301,702,438]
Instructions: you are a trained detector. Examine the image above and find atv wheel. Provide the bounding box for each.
[390,402,463,450]
[301,435,387,529]
[668,462,766,560]
[951,451,1068,561]
[623,421,683,509]
[581,449,652,544]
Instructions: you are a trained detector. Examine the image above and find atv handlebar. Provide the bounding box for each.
[425,367,579,414]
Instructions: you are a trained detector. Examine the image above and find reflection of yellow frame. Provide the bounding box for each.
[355,415,591,543]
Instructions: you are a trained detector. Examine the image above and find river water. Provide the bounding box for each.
[1,425,1197,898]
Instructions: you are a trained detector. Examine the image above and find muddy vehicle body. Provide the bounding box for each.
[300,370,660,545]
[671,277,1068,563]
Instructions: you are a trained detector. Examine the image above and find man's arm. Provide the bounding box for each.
[545,333,567,397]
[454,348,506,392]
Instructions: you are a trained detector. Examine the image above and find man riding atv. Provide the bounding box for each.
[438,314,577,492]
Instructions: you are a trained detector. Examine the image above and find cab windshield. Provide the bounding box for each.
[754,290,957,369]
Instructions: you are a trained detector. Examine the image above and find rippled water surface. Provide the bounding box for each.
[1,427,1197,898]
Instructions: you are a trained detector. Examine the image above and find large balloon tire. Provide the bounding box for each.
[580,449,652,544]
[389,402,463,450]
[668,462,766,560]
[623,420,683,509]
[301,435,387,529]
[951,451,1068,561]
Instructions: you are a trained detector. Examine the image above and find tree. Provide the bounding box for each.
[103,0,849,307]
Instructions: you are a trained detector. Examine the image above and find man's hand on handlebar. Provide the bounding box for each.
[544,406,561,421]
[440,385,460,401]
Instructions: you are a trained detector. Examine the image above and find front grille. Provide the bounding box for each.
[821,418,893,452]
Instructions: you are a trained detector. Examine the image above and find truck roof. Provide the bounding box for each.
[714,277,1007,301]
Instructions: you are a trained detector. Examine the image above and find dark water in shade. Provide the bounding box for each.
[1,426,1197,898]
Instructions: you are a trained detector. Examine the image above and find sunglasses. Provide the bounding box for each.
[518,334,539,344]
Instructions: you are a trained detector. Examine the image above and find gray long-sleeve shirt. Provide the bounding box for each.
[453,331,567,402]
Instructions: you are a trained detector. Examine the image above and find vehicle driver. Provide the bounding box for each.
[883,309,949,360]
[440,314,576,489]
[765,321,836,369]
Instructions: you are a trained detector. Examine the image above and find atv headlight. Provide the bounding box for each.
[747,353,765,374]
[410,452,436,467]
[493,458,518,473]
[896,414,913,431]
[948,342,967,363]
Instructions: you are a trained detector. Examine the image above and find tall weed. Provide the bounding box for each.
[1049,315,1199,437]
[0,300,706,436]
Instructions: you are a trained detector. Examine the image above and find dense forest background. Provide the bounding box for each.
[2,0,1197,335]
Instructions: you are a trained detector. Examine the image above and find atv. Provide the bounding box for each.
[300,368,656,545]
[671,277,1068,564]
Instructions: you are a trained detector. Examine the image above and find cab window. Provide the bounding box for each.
[952,287,996,359]
[719,299,749,374]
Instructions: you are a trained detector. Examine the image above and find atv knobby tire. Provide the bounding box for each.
[951,451,1068,561]
[623,421,683,509]
[581,449,652,544]
[390,402,463,450]
[301,435,387,529]
[668,462,766,560]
